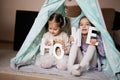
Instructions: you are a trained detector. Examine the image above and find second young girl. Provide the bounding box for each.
[68,16,105,76]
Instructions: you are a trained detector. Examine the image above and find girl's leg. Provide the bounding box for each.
[67,44,80,72]
[35,53,41,66]
[56,55,68,70]
[90,49,97,67]
[39,54,55,69]
[80,45,96,70]
[71,45,96,76]
[76,48,83,64]
[71,48,83,75]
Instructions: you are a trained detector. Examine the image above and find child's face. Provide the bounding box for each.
[48,21,61,36]
[79,18,91,35]
[56,48,61,55]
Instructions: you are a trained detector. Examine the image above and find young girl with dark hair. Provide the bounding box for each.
[68,16,105,76]
[35,13,70,70]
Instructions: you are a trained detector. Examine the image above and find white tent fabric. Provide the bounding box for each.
[10,0,120,79]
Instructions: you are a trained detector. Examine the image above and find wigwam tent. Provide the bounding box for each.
[10,0,120,80]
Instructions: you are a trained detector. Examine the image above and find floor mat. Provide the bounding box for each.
[0,49,113,80]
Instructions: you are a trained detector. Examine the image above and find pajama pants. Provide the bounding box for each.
[67,44,97,72]
[35,54,68,70]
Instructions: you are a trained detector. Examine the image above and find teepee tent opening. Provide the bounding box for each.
[10,0,120,79]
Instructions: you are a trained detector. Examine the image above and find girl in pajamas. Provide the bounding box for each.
[68,16,105,76]
[35,13,70,70]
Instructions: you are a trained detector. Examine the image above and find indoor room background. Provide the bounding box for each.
[0,0,120,50]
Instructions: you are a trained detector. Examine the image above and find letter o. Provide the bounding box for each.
[53,43,64,59]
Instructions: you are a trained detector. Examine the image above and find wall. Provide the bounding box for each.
[0,0,120,42]
[99,0,120,11]
[0,0,45,42]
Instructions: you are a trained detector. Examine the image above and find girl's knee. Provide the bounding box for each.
[56,58,68,70]
[56,63,67,70]
[40,55,55,69]
[67,64,73,72]
[40,63,52,69]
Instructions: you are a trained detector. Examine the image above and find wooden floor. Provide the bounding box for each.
[0,73,51,80]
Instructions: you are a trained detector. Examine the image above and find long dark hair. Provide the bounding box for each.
[79,16,94,27]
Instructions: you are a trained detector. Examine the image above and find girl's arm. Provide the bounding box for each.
[97,35,105,56]
[62,33,70,55]
[43,32,53,46]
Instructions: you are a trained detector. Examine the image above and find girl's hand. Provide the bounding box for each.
[59,40,67,52]
[45,40,52,46]
[90,38,98,45]
[69,35,74,42]
[62,45,67,52]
